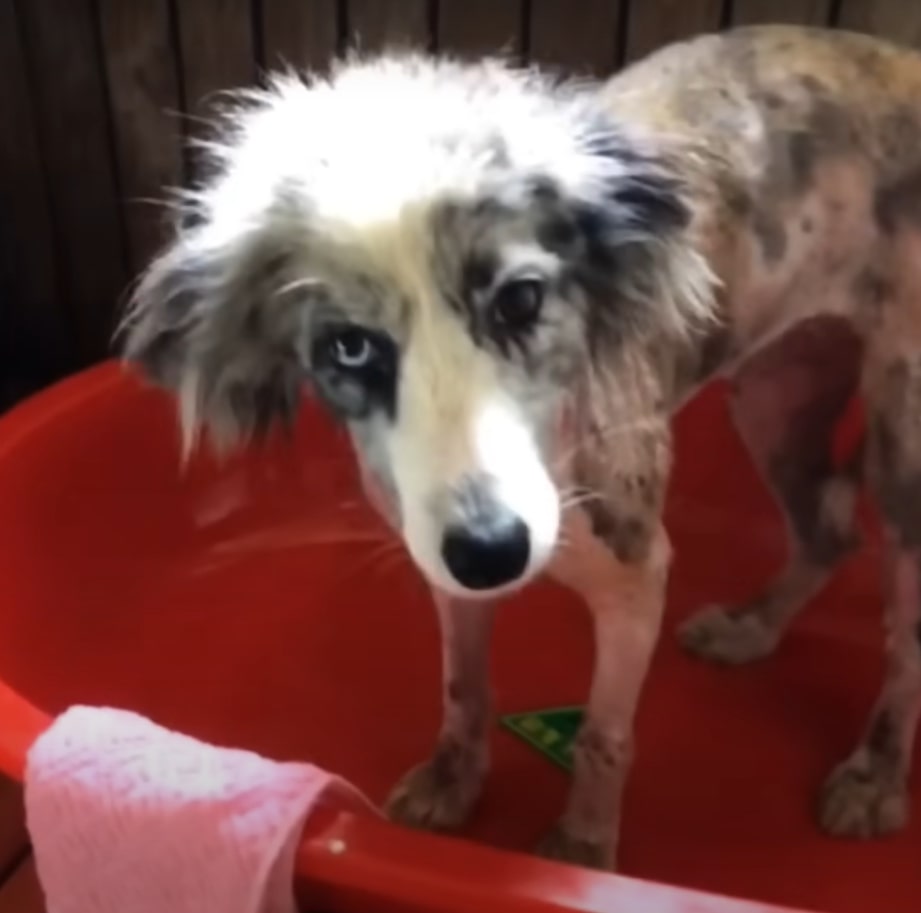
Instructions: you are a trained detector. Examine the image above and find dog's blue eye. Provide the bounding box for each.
[330,328,374,368]
[493,278,544,332]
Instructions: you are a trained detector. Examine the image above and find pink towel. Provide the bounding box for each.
[24,706,374,913]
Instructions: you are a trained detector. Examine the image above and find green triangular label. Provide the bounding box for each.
[501,707,584,772]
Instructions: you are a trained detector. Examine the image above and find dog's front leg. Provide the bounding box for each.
[542,510,671,870]
[385,589,496,830]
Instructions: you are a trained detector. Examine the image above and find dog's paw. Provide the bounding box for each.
[536,824,615,871]
[819,754,909,838]
[678,605,778,665]
[384,750,485,831]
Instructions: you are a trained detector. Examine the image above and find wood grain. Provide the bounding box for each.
[836,0,921,49]
[175,0,255,186]
[98,0,184,274]
[348,0,430,53]
[437,0,522,57]
[0,0,69,401]
[624,0,723,63]
[16,0,129,364]
[529,0,622,74]
[731,0,833,26]
[176,0,255,112]
[262,0,339,73]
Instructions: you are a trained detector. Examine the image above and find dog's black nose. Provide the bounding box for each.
[441,513,531,590]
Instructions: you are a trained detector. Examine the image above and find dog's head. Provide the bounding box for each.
[122,55,711,598]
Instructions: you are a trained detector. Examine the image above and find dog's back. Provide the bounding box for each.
[602,26,921,367]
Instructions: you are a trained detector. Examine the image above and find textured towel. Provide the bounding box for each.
[24,706,373,913]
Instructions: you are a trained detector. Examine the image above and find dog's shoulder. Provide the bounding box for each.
[598,27,921,352]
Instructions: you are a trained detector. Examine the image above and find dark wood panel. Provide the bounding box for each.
[731,0,833,26]
[98,0,184,274]
[437,0,522,57]
[262,0,339,73]
[836,0,921,49]
[529,0,622,75]
[16,0,128,365]
[624,0,723,63]
[176,0,255,188]
[177,0,255,111]
[0,0,69,401]
[348,0,430,53]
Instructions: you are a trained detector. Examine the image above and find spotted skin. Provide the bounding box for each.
[122,25,921,869]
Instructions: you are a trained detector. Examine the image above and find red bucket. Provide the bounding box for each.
[0,363,913,913]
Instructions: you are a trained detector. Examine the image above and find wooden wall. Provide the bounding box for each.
[2,0,920,408]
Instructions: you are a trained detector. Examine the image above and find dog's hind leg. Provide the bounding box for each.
[680,318,863,664]
[385,591,495,830]
[820,354,921,838]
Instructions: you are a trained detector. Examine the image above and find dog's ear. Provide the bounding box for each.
[121,228,311,455]
[541,115,716,346]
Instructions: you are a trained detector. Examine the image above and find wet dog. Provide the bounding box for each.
[121,25,921,869]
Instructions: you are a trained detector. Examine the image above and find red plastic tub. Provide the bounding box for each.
[0,362,916,913]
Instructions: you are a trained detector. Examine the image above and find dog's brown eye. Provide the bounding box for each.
[493,279,544,332]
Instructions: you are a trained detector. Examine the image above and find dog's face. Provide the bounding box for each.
[122,56,708,598]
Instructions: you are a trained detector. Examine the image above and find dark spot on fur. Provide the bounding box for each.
[853,267,893,316]
[866,707,902,764]
[751,209,787,263]
[537,212,579,253]
[786,131,816,195]
[877,108,921,173]
[797,74,823,95]
[430,736,469,787]
[811,97,860,154]
[875,169,921,234]
[801,217,813,234]
[585,502,651,564]
[585,500,617,543]
[722,181,752,219]
[873,422,921,548]
[871,361,921,546]
[760,91,858,211]
[763,92,783,110]
[574,726,627,770]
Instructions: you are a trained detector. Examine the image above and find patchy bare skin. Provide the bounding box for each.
[397,26,921,864]
[601,26,921,853]
[122,24,921,870]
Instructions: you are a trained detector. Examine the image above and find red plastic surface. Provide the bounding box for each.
[0,363,916,913]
